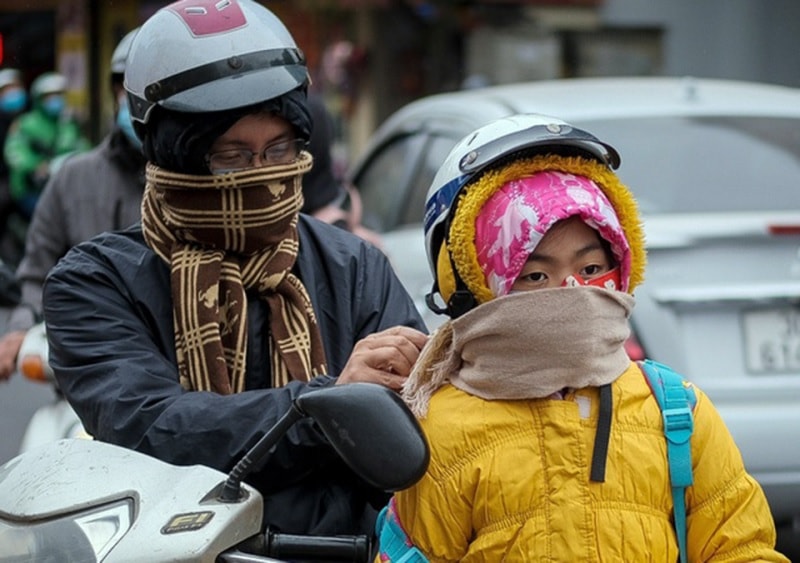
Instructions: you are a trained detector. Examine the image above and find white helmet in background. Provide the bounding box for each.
[30,72,67,100]
[124,0,309,131]
[0,68,22,90]
[423,113,622,315]
[110,27,140,77]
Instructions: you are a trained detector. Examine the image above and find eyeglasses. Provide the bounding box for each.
[205,137,307,174]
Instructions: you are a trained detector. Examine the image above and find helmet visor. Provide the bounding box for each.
[457,122,621,175]
[129,47,307,125]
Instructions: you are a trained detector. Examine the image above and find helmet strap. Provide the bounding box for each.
[424,282,477,320]
[427,198,483,319]
[446,287,478,319]
[444,243,480,319]
[425,284,449,316]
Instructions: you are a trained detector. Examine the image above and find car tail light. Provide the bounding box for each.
[624,332,645,361]
[768,224,800,235]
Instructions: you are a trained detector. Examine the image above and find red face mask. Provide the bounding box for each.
[562,268,622,291]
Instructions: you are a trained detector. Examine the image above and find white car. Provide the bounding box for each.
[347,76,800,525]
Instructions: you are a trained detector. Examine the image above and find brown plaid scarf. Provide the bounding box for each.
[140,152,328,394]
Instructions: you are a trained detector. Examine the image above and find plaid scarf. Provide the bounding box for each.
[140,152,328,394]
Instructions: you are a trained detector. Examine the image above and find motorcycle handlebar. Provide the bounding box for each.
[219,529,373,563]
[267,531,372,562]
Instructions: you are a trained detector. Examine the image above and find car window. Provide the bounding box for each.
[398,135,460,227]
[582,116,800,214]
[355,134,426,232]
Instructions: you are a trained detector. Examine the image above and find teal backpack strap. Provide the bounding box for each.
[375,499,429,562]
[639,359,697,563]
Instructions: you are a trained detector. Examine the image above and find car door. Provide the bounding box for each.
[352,130,462,329]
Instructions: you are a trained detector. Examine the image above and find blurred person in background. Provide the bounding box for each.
[3,71,90,258]
[302,94,382,248]
[0,68,29,266]
[0,29,145,382]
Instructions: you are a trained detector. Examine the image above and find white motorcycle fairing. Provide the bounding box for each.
[0,438,263,562]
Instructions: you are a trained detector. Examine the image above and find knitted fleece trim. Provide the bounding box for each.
[446,154,646,305]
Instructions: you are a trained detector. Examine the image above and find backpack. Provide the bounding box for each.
[639,359,697,563]
[377,359,698,563]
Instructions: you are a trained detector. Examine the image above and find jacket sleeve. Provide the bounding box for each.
[391,473,472,563]
[389,407,473,562]
[686,388,789,562]
[296,218,427,375]
[3,119,40,200]
[56,120,90,155]
[42,241,342,485]
[349,240,427,339]
[6,169,72,331]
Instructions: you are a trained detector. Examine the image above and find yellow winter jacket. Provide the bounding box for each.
[391,362,786,562]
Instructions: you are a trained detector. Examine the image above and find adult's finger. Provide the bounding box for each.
[0,331,26,382]
[359,327,428,367]
[336,366,408,390]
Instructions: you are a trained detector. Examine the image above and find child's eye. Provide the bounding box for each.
[581,263,609,279]
[522,272,547,283]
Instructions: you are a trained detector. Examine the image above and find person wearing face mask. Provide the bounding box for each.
[376,114,786,562]
[0,68,29,266]
[41,0,427,541]
[0,30,145,383]
[3,71,89,224]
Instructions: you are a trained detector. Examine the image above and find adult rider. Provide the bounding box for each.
[41,0,427,538]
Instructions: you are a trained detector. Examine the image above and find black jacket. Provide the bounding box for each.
[42,215,426,536]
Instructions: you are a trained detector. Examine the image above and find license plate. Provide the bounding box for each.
[742,307,800,373]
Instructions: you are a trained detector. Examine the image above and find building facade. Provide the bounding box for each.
[1,0,797,154]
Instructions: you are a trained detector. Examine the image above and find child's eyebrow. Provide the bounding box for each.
[526,251,554,264]
[527,242,605,263]
[575,242,605,257]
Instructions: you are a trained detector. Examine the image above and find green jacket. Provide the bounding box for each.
[3,105,89,213]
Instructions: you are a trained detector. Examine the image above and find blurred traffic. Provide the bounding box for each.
[0,0,798,556]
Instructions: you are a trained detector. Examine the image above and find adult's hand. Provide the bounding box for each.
[336,326,428,390]
[0,330,26,381]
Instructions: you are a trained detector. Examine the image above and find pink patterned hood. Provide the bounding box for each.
[474,171,631,297]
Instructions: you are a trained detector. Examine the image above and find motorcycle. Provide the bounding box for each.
[14,321,86,453]
[0,382,429,562]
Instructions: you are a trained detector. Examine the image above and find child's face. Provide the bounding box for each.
[511,217,613,292]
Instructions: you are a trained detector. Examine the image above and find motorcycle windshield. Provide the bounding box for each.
[0,499,132,563]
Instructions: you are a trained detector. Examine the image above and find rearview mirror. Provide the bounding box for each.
[219,382,429,502]
[298,382,430,491]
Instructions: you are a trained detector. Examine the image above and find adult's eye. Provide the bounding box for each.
[216,150,247,165]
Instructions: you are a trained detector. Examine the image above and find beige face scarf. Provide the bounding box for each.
[141,152,328,394]
[402,287,634,417]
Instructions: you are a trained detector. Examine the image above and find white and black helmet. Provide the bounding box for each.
[423,113,621,315]
[30,72,67,99]
[0,68,21,90]
[110,27,140,77]
[124,0,309,131]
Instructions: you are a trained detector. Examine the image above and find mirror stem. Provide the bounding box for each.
[219,403,305,502]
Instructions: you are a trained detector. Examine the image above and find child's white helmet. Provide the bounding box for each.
[423,113,623,317]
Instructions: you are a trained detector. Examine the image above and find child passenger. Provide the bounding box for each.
[376,114,787,562]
